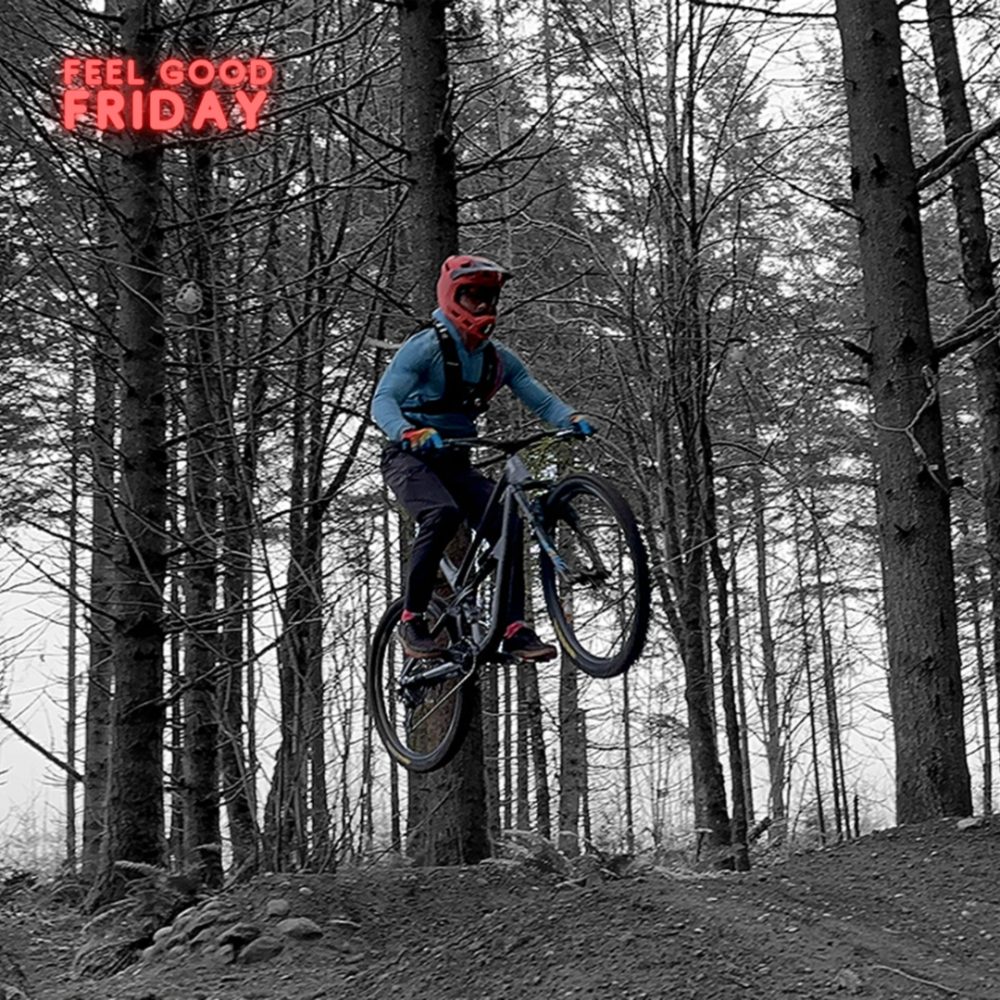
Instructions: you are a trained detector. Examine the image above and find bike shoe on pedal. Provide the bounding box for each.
[398,614,448,659]
[502,623,557,662]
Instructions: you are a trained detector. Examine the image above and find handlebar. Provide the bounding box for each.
[442,427,588,456]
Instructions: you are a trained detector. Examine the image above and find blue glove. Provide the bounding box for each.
[401,427,444,452]
[570,414,595,437]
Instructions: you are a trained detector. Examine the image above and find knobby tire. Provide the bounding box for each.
[540,473,650,678]
[367,596,470,773]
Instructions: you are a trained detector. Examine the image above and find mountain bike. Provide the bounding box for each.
[367,428,650,773]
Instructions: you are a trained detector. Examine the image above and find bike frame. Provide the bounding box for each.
[410,431,578,682]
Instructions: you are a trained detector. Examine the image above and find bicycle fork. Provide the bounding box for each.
[527,493,611,586]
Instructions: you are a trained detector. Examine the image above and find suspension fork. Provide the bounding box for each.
[519,491,566,573]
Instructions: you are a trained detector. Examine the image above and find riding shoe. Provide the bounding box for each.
[398,616,447,659]
[503,625,558,662]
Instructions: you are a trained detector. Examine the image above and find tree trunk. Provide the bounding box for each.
[503,668,513,830]
[579,708,592,850]
[100,0,168,892]
[399,0,458,307]
[752,466,784,836]
[796,521,826,845]
[181,41,222,882]
[399,0,487,865]
[700,556,716,735]
[219,344,265,876]
[622,673,635,854]
[265,337,331,868]
[218,181,275,877]
[835,0,971,821]
[521,661,551,839]
[727,520,755,830]
[387,501,402,854]
[407,666,489,864]
[805,639,827,844]
[82,148,118,879]
[305,393,330,869]
[821,628,846,840]
[67,351,81,871]
[181,365,221,883]
[925,0,1000,809]
[557,643,583,857]
[967,566,993,814]
[263,344,309,869]
[361,563,375,854]
[679,552,731,845]
[515,663,530,829]
[481,664,501,842]
[811,510,850,840]
[219,460,258,873]
[704,422,749,871]
[169,580,184,865]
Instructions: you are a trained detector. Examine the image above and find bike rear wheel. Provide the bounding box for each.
[539,473,650,678]
[367,596,471,772]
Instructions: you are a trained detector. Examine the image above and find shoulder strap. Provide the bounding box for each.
[402,320,498,417]
[479,342,498,403]
[438,320,498,407]
[431,319,464,404]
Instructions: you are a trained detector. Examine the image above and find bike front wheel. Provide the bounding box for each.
[367,596,471,773]
[539,473,650,678]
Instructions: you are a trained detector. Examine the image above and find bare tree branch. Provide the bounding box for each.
[917,115,1000,190]
[0,709,84,782]
[691,0,835,18]
[934,293,1000,360]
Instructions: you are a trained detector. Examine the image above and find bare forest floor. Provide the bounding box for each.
[2,816,998,1000]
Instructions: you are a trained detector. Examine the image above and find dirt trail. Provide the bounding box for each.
[6,816,998,1000]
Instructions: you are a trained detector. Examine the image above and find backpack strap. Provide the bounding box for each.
[405,319,498,418]
[477,341,499,409]
[432,318,465,407]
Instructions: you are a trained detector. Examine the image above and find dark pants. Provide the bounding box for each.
[380,444,525,621]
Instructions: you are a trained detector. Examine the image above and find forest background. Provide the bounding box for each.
[0,0,998,887]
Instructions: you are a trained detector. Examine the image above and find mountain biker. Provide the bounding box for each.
[371,253,594,662]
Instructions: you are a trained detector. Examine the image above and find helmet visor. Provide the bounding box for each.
[451,263,509,282]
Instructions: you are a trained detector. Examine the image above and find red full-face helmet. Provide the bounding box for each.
[436,254,511,347]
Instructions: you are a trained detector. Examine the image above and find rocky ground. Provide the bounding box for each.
[2,816,998,1000]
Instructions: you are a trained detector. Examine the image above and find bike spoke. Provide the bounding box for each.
[368,610,469,772]
[550,498,638,657]
[402,674,464,737]
[541,475,650,677]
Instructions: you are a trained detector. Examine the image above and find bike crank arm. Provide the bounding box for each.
[404,658,467,685]
[397,640,478,692]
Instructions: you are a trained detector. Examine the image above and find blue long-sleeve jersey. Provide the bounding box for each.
[371,309,576,441]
